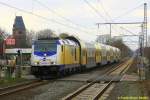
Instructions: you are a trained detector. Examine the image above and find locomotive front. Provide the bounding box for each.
[31,38,60,78]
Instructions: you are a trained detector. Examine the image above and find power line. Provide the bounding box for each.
[97,0,123,37]
[120,27,139,36]
[97,22,143,24]
[83,0,113,36]
[95,1,143,49]
[97,0,131,37]
[112,3,143,21]
[99,1,125,37]
[123,41,139,43]
[83,0,107,22]
[35,0,90,30]
[96,0,143,38]
[98,0,112,21]
[0,1,93,34]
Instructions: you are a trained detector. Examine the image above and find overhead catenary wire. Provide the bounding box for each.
[34,0,93,30]
[120,26,140,36]
[83,0,114,37]
[112,3,143,21]
[96,0,142,48]
[93,0,126,37]
[95,0,145,50]
[83,0,108,22]
[0,1,97,35]
[97,0,143,38]
[97,0,120,36]
[98,0,123,35]
[94,0,123,37]
[98,0,112,21]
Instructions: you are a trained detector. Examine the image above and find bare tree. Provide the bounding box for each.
[26,29,58,47]
[0,27,8,58]
[59,33,69,39]
[109,39,133,58]
[26,30,36,47]
[0,28,8,41]
[36,29,57,39]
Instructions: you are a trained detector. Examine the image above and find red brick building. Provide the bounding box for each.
[4,16,31,65]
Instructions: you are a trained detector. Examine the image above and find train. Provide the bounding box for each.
[31,36,121,79]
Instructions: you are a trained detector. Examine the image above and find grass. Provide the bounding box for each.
[0,77,29,88]
[108,81,149,100]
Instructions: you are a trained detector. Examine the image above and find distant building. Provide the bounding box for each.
[12,16,27,48]
[4,16,31,65]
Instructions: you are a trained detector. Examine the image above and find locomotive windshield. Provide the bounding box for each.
[34,40,57,52]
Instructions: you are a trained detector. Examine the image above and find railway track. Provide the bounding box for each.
[58,59,127,83]
[0,59,132,99]
[0,80,49,97]
[62,58,134,100]
[0,60,125,98]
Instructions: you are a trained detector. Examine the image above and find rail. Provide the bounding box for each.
[0,80,49,97]
[62,58,134,100]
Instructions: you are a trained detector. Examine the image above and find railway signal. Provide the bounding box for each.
[16,49,22,78]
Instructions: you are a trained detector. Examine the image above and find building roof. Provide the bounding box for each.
[13,16,26,30]
[5,48,32,54]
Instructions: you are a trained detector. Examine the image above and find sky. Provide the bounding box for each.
[0,0,149,50]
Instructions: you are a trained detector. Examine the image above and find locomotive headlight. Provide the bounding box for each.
[44,53,47,57]
[34,61,39,65]
[34,62,37,65]
[37,61,39,64]
[50,61,56,65]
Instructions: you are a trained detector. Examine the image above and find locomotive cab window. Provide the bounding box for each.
[34,41,57,52]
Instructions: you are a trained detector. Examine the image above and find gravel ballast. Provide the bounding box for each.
[1,81,85,100]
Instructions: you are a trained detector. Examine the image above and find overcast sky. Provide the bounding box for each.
[0,0,149,50]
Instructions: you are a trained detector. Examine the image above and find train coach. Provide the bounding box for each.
[31,36,121,79]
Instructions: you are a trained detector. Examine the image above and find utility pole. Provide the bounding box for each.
[110,24,111,38]
[144,3,147,47]
[97,23,100,34]
[137,3,147,80]
[139,24,144,57]
[138,23,145,80]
